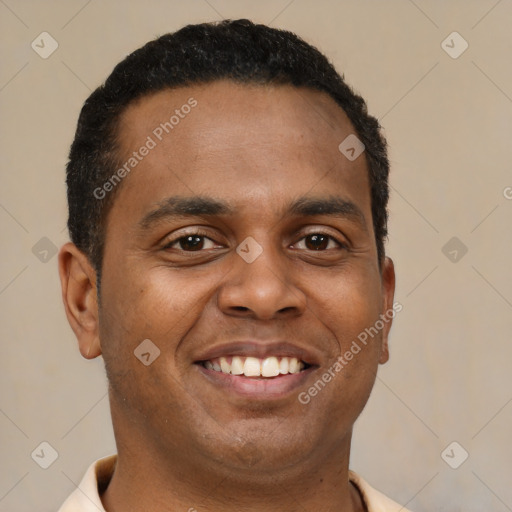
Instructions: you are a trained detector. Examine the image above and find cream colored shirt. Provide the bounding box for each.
[58,455,412,512]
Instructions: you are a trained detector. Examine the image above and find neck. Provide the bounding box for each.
[101,432,365,512]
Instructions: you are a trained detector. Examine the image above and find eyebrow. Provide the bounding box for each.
[138,195,368,232]
[139,196,234,230]
[289,196,367,231]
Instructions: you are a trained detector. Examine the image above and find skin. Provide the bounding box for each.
[59,80,395,512]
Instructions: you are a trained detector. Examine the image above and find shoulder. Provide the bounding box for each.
[349,470,413,512]
[57,454,117,512]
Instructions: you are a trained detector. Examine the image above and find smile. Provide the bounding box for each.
[195,357,316,400]
[201,356,309,378]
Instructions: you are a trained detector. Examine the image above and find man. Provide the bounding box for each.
[58,19,409,512]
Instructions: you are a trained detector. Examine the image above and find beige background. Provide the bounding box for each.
[1,1,511,511]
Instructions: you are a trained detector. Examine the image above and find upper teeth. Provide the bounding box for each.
[203,356,305,377]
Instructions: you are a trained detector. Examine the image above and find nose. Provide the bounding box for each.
[217,239,307,321]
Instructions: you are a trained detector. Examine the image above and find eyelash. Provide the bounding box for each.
[162,229,347,252]
[162,229,216,251]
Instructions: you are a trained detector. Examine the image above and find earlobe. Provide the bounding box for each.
[379,342,390,364]
[58,242,102,359]
[379,256,396,365]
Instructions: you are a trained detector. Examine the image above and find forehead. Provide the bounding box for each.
[119,81,358,156]
[111,80,371,228]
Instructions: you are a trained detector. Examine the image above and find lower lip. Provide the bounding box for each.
[195,364,316,400]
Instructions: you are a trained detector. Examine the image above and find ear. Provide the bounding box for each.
[378,256,396,364]
[58,242,102,359]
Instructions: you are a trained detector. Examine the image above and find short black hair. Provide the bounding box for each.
[66,18,389,282]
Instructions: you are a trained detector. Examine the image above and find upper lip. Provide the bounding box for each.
[194,340,321,366]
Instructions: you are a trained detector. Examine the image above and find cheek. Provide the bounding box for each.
[305,265,384,410]
[98,263,221,359]
[304,279,383,430]
[97,266,207,418]
[313,264,383,346]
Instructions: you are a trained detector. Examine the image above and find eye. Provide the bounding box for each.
[163,232,219,252]
[162,230,346,253]
[294,233,345,251]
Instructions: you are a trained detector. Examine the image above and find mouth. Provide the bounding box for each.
[194,347,318,400]
[199,355,310,378]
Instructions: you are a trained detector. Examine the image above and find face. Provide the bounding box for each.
[67,81,395,475]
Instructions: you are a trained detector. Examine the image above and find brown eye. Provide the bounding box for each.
[295,232,348,253]
[178,235,205,251]
[163,232,218,252]
[305,234,330,250]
